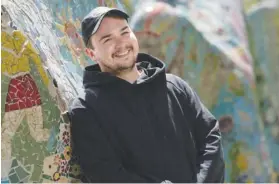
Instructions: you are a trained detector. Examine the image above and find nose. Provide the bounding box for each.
[115,38,126,51]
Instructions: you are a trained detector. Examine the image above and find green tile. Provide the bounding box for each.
[25,165,31,172]
[22,176,31,183]
[22,125,30,134]
[9,173,19,183]
[42,174,52,180]
[29,164,42,182]
[8,168,15,176]
[15,166,29,180]
[11,159,19,168]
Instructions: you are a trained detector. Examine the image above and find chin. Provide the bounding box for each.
[121,62,135,70]
[116,60,136,72]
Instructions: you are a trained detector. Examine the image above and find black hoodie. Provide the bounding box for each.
[69,53,225,183]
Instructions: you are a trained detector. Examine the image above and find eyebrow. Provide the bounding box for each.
[121,26,129,32]
[99,34,111,42]
[99,26,129,42]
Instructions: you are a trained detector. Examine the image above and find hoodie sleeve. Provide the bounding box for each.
[69,103,155,183]
[173,76,225,183]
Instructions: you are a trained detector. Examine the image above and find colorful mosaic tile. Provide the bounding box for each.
[1,0,278,183]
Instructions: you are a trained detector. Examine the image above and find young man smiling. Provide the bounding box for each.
[69,6,225,183]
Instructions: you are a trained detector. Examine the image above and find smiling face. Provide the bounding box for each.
[88,16,139,74]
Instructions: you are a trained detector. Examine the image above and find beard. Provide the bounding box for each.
[98,53,137,75]
[102,61,136,75]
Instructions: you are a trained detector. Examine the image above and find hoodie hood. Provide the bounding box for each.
[83,53,166,88]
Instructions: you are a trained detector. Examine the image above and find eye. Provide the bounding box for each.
[121,31,129,35]
[104,38,111,43]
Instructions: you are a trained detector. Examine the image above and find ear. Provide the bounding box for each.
[85,48,97,61]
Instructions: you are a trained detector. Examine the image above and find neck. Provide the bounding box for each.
[116,65,141,83]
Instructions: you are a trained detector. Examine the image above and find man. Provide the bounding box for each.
[69,6,225,183]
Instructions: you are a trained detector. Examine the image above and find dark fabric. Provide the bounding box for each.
[69,53,225,183]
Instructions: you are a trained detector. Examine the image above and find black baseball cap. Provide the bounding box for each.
[81,6,129,47]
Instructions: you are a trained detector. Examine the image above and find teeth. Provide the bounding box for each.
[115,50,129,57]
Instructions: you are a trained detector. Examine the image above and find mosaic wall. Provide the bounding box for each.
[245,0,279,180]
[1,0,279,183]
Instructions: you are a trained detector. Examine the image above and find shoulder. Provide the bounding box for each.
[166,73,192,96]
[68,95,98,129]
[68,97,89,122]
[68,87,100,117]
[69,97,87,113]
[70,86,100,108]
[13,30,27,43]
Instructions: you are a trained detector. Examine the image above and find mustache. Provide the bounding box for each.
[113,45,133,55]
